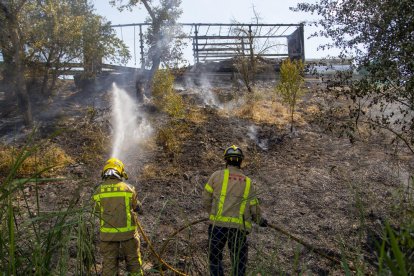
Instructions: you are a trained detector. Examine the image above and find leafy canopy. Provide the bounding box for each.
[293,0,414,148]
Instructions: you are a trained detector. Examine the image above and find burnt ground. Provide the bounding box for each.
[0,71,413,275]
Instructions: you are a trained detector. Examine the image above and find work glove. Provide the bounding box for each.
[134,202,144,215]
[259,218,268,227]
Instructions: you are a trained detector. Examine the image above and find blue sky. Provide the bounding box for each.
[91,0,340,66]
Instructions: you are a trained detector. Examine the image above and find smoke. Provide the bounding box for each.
[247,125,268,150]
[197,74,221,107]
[110,83,153,162]
[181,72,223,108]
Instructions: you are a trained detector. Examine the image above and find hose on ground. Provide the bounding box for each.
[158,217,356,272]
[159,218,209,257]
[135,216,188,276]
[267,223,356,271]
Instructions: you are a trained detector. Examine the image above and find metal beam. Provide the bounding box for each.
[192,35,290,40]
[111,23,302,28]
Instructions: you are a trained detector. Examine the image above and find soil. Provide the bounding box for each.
[1,70,412,275]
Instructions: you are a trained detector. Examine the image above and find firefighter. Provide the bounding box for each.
[202,145,268,276]
[93,158,144,276]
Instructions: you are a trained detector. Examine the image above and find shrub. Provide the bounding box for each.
[0,137,95,275]
[0,142,74,178]
[275,59,305,132]
[152,69,185,118]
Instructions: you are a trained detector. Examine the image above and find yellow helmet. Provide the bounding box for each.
[101,157,128,180]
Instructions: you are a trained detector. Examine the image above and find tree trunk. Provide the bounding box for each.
[40,51,53,96]
[141,0,161,94]
[146,54,161,93]
[10,15,32,126]
[1,50,15,101]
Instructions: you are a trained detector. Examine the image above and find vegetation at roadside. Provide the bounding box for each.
[152,69,185,118]
[111,0,185,91]
[0,142,73,178]
[293,0,414,151]
[0,0,130,126]
[0,135,96,275]
[231,8,277,93]
[275,58,305,132]
[293,1,414,272]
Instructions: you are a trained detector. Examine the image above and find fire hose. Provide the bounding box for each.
[135,216,188,276]
[157,218,356,272]
[266,223,354,271]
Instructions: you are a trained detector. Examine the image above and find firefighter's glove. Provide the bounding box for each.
[259,218,268,227]
[134,204,144,215]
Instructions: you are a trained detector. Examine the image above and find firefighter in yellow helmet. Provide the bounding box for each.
[202,145,267,276]
[93,158,144,276]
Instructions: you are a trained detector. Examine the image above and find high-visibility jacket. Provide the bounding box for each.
[93,178,141,241]
[202,166,261,232]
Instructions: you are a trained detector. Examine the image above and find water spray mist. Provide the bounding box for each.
[111,83,153,161]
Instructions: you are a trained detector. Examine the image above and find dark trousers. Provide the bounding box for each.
[208,225,248,276]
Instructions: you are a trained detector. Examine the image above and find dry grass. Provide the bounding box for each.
[139,162,182,180]
[241,146,262,172]
[236,98,306,128]
[152,69,185,118]
[140,163,159,179]
[204,148,222,164]
[187,106,208,124]
[156,121,191,160]
[138,137,158,152]
[70,118,109,164]
[0,142,74,177]
[304,104,321,117]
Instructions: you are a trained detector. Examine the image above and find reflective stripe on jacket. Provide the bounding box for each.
[202,166,261,232]
[93,179,139,241]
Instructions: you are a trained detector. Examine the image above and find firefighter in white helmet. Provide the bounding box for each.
[202,145,268,276]
[93,158,143,276]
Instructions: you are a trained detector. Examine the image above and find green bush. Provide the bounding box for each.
[0,136,95,275]
[275,58,305,132]
[152,69,185,118]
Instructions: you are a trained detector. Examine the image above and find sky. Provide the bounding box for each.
[91,0,340,66]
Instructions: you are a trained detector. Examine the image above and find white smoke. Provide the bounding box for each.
[247,125,268,150]
[111,83,153,161]
[198,74,221,107]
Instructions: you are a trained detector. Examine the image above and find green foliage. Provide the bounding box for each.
[152,69,185,118]
[377,177,414,275]
[82,13,131,75]
[293,0,414,151]
[276,58,305,132]
[0,135,96,275]
[25,0,130,82]
[378,222,413,275]
[0,0,131,125]
[111,0,185,69]
[156,120,188,162]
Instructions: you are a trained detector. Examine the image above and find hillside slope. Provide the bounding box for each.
[0,72,412,275]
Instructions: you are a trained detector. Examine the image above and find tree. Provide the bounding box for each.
[0,0,130,126]
[83,15,131,77]
[232,8,285,93]
[293,0,414,151]
[26,0,86,95]
[110,0,184,91]
[27,0,130,94]
[276,58,305,132]
[0,1,33,126]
